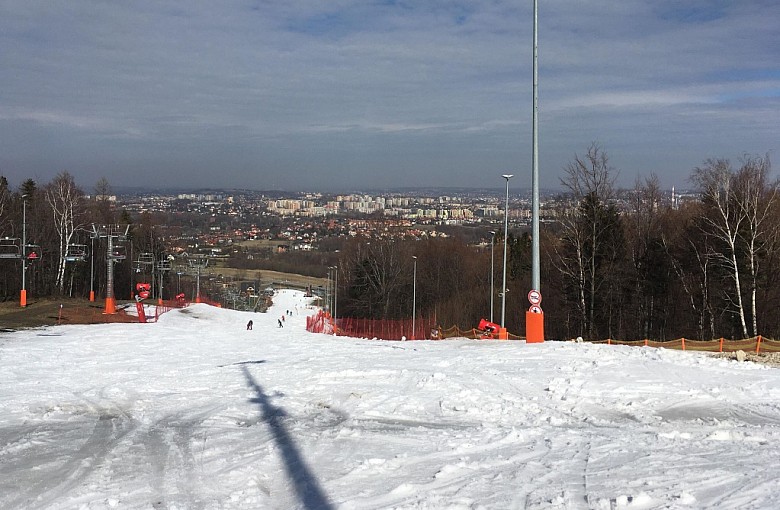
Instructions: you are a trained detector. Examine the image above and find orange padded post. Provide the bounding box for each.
[20,289,27,307]
[525,311,544,343]
[498,327,508,340]
[104,296,116,314]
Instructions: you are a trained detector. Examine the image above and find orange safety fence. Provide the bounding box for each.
[590,335,780,354]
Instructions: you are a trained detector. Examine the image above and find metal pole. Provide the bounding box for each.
[489,230,496,323]
[531,0,540,291]
[412,255,417,339]
[501,174,513,328]
[20,196,27,307]
[326,268,331,313]
[90,235,95,301]
[334,266,338,323]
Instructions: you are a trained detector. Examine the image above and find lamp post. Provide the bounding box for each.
[412,255,417,340]
[89,235,95,302]
[20,195,27,307]
[333,265,338,324]
[500,174,513,336]
[489,230,496,323]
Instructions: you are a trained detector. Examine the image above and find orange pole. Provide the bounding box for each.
[644,339,648,347]
[89,290,95,302]
[607,338,611,345]
[20,289,27,307]
[756,335,762,354]
[498,327,508,340]
[719,337,724,352]
[525,311,545,343]
[681,337,685,351]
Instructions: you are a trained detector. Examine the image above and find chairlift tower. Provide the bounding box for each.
[188,256,209,303]
[92,224,129,314]
[156,257,172,304]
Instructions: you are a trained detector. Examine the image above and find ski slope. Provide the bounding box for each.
[2,290,780,509]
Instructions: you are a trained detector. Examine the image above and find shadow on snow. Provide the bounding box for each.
[241,365,333,510]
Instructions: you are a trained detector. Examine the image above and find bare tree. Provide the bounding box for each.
[692,159,750,337]
[733,154,777,336]
[557,143,619,338]
[45,172,85,293]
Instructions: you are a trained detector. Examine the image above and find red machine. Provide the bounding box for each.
[135,283,151,300]
[478,318,500,339]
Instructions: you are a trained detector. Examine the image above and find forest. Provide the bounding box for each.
[1,145,778,341]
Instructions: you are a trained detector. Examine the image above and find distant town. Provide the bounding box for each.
[111,187,692,253]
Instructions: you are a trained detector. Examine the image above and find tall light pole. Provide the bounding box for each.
[333,265,338,324]
[412,255,417,340]
[89,235,95,302]
[20,195,27,307]
[500,174,513,336]
[489,230,496,323]
[526,0,545,343]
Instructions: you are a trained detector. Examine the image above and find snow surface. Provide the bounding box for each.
[2,289,780,510]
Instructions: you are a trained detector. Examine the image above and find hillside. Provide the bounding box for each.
[1,290,780,509]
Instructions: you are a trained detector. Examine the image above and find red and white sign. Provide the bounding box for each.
[529,305,543,314]
[528,289,542,305]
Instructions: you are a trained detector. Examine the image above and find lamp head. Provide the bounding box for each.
[501,174,514,180]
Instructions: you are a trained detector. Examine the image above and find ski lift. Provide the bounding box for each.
[156,260,172,272]
[135,252,155,273]
[109,245,126,260]
[0,237,21,259]
[64,244,87,262]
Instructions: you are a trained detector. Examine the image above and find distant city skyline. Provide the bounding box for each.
[1,1,778,192]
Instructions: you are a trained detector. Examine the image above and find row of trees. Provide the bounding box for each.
[333,146,779,340]
[0,173,165,303]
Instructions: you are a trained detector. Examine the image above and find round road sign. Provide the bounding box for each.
[528,289,542,305]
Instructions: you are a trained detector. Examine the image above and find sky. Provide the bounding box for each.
[0,0,778,192]
[2,289,780,508]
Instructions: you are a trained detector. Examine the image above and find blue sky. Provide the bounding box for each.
[0,0,778,192]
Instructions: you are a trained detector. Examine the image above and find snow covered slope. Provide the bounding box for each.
[1,290,780,509]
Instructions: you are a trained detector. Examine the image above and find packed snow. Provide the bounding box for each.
[2,289,780,509]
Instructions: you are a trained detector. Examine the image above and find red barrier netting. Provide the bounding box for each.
[335,315,438,341]
[306,311,523,341]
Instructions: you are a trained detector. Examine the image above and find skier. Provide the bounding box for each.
[278,318,283,328]
[246,320,253,330]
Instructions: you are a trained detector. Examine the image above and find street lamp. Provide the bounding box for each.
[333,265,338,324]
[89,235,95,302]
[412,255,417,340]
[489,230,496,323]
[20,194,27,307]
[500,174,513,334]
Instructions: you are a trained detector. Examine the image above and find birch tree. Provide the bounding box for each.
[45,172,85,293]
[692,159,749,338]
[733,154,777,336]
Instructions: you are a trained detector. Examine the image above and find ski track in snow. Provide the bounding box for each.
[2,289,780,509]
